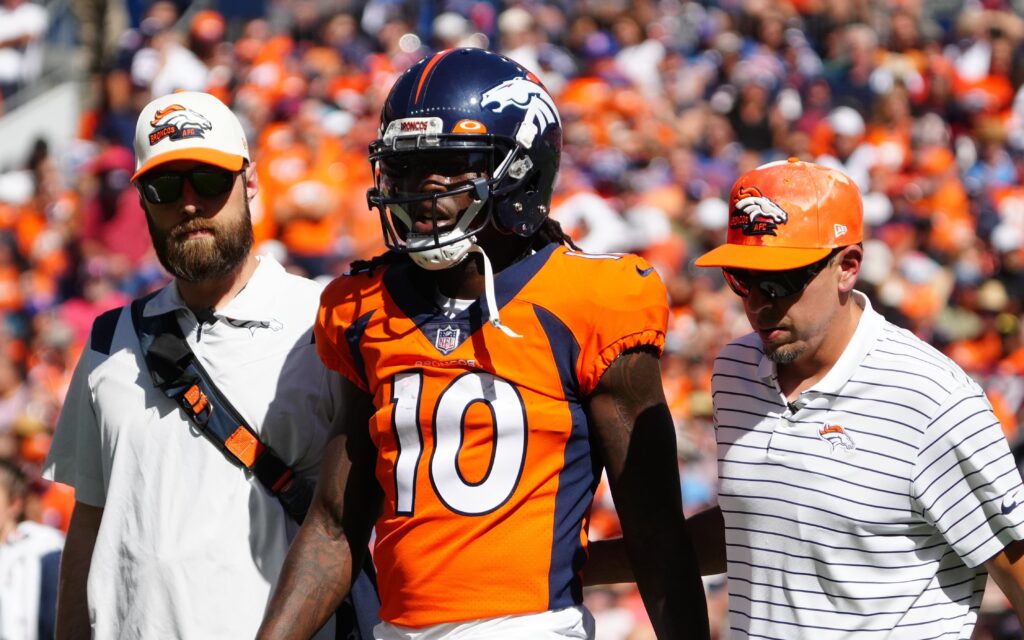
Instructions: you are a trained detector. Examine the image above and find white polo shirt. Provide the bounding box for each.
[44,256,339,640]
[713,291,1024,639]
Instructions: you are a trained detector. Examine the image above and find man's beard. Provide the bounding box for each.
[765,344,804,365]
[147,197,254,283]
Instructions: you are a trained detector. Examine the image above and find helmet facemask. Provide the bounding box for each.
[368,134,529,270]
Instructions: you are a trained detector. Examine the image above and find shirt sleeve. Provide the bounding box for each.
[912,383,1024,568]
[573,252,667,395]
[42,346,107,507]
[575,255,669,396]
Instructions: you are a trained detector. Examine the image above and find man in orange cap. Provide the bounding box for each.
[688,159,1024,637]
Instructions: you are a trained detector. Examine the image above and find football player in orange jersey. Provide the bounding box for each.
[257,48,709,640]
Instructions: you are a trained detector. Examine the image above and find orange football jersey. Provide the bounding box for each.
[315,244,669,627]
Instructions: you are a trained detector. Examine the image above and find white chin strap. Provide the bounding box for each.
[403,197,486,271]
[398,197,521,338]
[467,244,522,339]
[408,234,473,271]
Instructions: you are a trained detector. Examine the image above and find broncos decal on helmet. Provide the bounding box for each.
[481,76,560,151]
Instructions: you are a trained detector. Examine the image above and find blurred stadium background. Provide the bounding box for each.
[1,0,1024,638]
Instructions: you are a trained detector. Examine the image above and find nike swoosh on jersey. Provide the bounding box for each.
[1002,497,1020,515]
[635,265,655,277]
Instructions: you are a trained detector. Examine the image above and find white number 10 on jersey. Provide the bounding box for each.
[391,371,528,516]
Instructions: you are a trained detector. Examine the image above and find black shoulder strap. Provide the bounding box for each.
[90,307,123,356]
[129,297,313,523]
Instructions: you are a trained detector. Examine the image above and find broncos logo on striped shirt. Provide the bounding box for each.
[819,424,856,453]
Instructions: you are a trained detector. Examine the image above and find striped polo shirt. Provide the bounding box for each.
[712,291,1024,639]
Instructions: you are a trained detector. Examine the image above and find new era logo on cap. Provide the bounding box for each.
[132,91,250,182]
[694,158,864,271]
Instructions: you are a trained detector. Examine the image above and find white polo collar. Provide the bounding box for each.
[142,255,286,324]
[756,290,885,393]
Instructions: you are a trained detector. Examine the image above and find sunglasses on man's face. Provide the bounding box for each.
[722,248,842,300]
[139,168,238,204]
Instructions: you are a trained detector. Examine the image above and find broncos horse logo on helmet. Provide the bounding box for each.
[367,48,562,271]
[481,77,561,152]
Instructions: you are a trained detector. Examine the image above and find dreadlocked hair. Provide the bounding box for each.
[348,251,410,276]
[531,217,580,251]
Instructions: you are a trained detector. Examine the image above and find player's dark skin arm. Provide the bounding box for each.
[256,377,382,640]
[56,501,103,640]
[986,539,1024,623]
[587,347,711,639]
[585,505,727,585]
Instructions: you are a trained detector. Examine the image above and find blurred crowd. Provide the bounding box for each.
[3,0,1024,637]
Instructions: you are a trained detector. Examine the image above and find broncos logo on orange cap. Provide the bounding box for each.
[148,104,213,146]
[730,186,790,237]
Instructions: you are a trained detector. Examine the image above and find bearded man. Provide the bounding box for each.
[43,92,366,640]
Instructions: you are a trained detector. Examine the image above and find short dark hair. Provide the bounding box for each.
[0,458,28,506]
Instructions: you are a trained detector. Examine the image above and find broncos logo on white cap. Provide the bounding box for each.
[481,76,560,151]
[729,186,789,236]
[148,104,213,146]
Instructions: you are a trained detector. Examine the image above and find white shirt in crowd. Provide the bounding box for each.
[0,0,47,86]
[0,521,63,640]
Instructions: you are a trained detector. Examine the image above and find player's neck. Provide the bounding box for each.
[175,253,260,314]
[433,236,532,300]
[434,260,482,300]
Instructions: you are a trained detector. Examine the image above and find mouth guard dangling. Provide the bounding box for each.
[468,244,522,339]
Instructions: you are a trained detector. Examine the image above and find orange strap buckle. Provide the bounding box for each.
[225,426,266,467]
[184,384,209,415]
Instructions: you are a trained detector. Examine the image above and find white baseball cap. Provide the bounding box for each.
[826,106,865,138]
[132,91,249,182]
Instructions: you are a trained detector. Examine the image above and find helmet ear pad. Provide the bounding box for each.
[494,168,549,236]
[492,141,560,237]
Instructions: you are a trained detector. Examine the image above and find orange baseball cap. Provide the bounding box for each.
[694,158,863,271]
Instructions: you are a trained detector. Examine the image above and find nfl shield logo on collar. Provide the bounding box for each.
[435,324,460,355]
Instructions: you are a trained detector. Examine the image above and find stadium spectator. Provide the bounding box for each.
[0,457,62,640]
[0,0,47,100]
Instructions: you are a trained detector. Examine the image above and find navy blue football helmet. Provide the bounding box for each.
[367,48,562,270]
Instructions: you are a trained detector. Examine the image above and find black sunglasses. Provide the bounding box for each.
[139,167,239,204]
[723,248,843,299]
